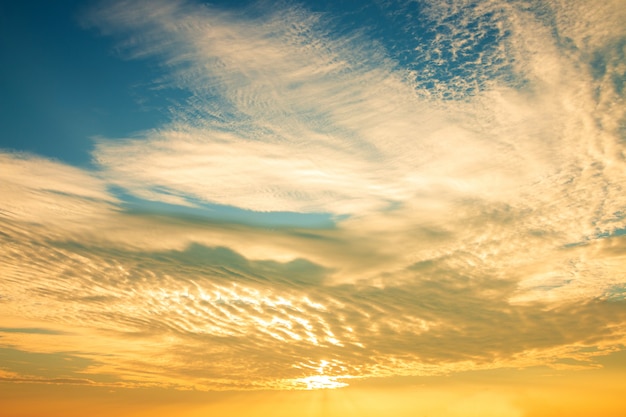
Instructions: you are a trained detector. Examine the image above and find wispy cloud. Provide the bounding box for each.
[84,0,626,229]
[1,0,625,391]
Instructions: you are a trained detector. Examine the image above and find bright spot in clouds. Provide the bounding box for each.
[296,375,349,390]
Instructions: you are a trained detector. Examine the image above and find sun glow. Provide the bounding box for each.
[296,375,349,390]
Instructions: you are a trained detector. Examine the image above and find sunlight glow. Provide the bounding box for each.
[295,375,349,390]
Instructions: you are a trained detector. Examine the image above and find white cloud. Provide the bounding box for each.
[0,152,117,229]
[88,0,542,216]
[85,0,626,236]
[1,0,626,391]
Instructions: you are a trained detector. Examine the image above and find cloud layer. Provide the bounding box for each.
[1,0,626,390]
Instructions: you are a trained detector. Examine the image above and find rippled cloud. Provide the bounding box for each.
[1,0,626,391]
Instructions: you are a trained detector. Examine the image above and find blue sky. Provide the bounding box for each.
[1,0,626,405]
[0,1,172,166]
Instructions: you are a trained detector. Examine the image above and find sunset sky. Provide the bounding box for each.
[1,0,626,416]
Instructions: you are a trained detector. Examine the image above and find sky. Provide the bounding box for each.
[1,0,626,416]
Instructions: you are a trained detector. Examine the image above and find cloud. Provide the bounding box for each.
[86,0,530,215]
[2,207,625,389]
[1,0,625,391]
[0,152,117,226]
[0,327,68,335]
[83,0,626,231]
